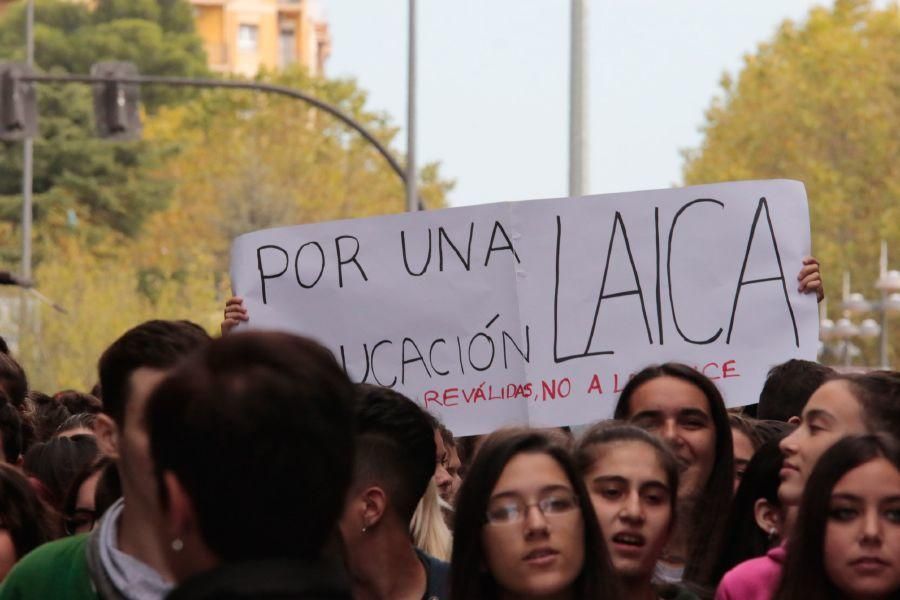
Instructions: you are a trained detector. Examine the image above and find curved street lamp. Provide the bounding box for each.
[820,241,900,368]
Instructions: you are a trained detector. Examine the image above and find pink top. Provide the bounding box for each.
[714,545,786,600]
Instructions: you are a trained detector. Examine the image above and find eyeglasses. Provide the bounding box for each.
[485,490,580,525]
[65,509,97,536]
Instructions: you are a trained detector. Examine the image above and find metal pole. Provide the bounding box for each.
[22,0,34,281]
[18,0,34,354]
[879,240,889,368]
[568,0,588,197]
[405,0,418,212]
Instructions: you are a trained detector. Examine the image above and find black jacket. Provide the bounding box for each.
[167,558,352,600]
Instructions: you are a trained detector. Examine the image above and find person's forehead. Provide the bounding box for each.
[590,441,667,483]
[630,376,710,414]
[492,452,570,496]
[833,458,900,498]
[804,380,861,423]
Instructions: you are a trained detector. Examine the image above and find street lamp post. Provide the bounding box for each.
[820,242,900,368]
[875,240,900,368]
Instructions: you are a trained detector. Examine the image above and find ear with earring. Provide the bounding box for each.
[171,539,184,552]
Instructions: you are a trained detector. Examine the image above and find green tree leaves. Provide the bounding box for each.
[683,0,900,365]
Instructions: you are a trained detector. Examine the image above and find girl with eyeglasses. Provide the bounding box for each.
[449,428,622,600]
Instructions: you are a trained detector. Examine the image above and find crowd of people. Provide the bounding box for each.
[0,258,898,599]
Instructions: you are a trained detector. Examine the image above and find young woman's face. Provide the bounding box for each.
[481,452,585,598]
[628,376,716,499]
[584,440,672,581]
[779,381,866,506]
[824,457,900,599]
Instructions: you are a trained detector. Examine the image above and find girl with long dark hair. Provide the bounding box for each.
[774,434,900,600]
[450,429,622,600]
[710,438,788,583]
[576,423,697,599]
[717,370,900,599]
[614,363,734,587]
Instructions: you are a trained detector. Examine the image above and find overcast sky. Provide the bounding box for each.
[319,1,881,207]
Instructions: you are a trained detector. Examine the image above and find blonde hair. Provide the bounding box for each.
[410,479,453,561]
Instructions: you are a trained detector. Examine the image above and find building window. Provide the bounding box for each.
[279,27,296,67]
[237,24,259,51]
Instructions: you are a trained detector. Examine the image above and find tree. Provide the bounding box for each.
[141,67,452,276]
[0,0,207,269]
[17,66,454,392]
[682,0,900,365]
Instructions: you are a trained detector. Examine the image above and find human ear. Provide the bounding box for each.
[754,498,783,541]
[93,414,120,460]
[361,486,387,530]
[787,416,801,426]
[163,471,194,541]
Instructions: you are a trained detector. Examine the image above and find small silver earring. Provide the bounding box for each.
[171,538,184,552]
[361,526,367,533]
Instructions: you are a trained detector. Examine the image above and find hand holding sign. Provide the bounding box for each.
[229,180,820,436]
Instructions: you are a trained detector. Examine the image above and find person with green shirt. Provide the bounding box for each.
[0,320,211,600]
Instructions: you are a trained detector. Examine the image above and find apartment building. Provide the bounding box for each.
[192,0,331,76]
[0,0,331,77]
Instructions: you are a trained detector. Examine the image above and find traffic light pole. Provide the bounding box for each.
[21,0,33,282]
[18,71,425,210]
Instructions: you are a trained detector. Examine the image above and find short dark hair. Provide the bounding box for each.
[613,362,734,586]
[147,331,356,562]
[0,352,27,411]
[52,390,102,415]
[0,390,22,464]
[23,435,100,512]
[757,359,834,422]
[55,413,98,437]
[98,320,211,425]
[450,429,621,600]
[728,412,762,450]
[775,434,900,600]
[0,463,58,555]
[28,391,70,443]
[353,384,436,522]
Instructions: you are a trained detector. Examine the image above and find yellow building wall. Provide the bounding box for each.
[0,0,329,76]
[194,5,226,68]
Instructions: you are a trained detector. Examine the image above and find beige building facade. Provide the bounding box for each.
[0,0,331,77]
[192,0,331,77]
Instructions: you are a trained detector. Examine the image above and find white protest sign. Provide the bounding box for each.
[230,180,819,436]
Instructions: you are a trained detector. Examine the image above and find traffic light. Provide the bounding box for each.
[91,62,141,141]
[0,63,37,141]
